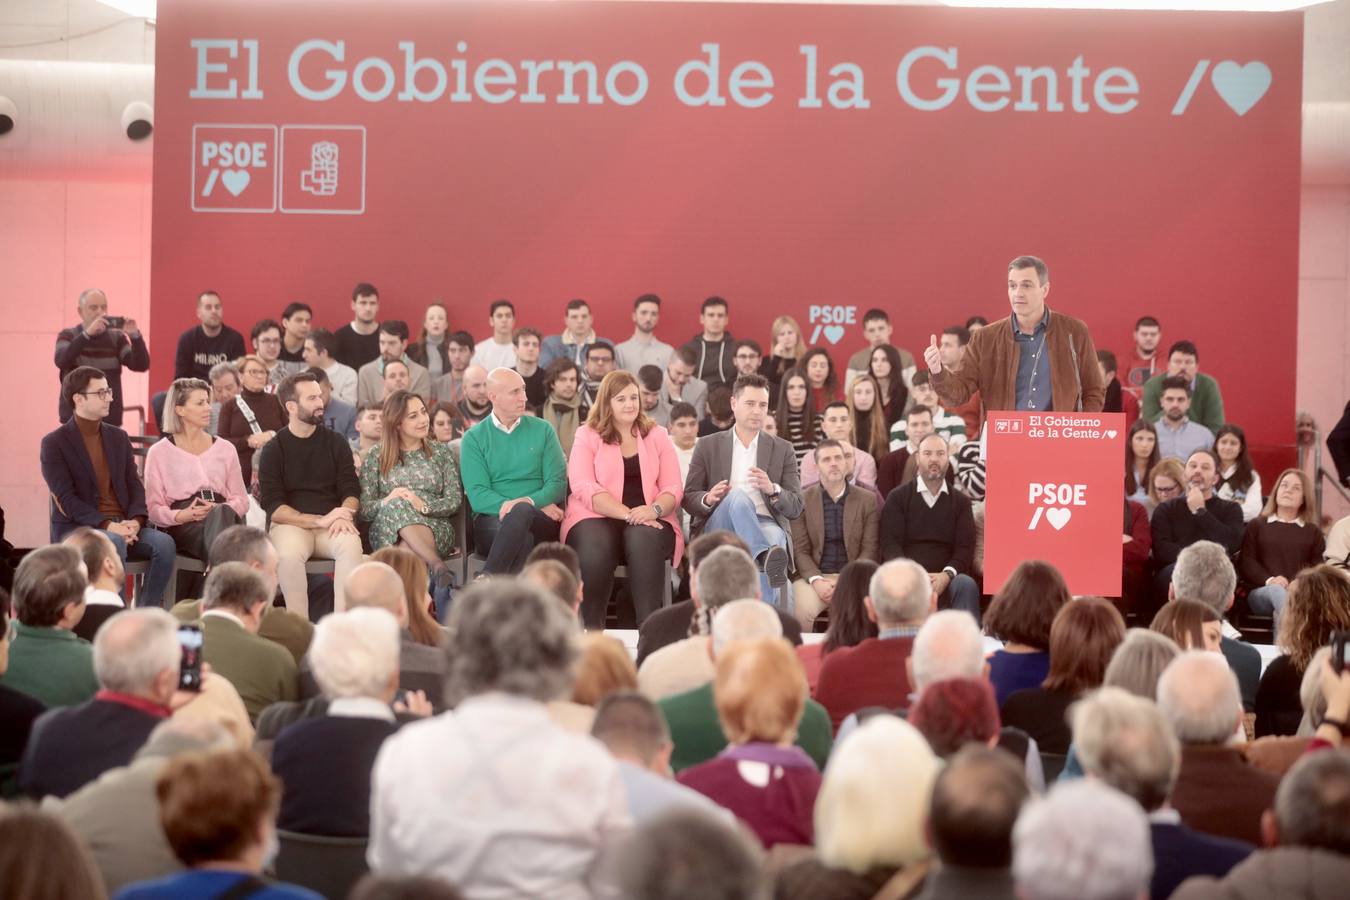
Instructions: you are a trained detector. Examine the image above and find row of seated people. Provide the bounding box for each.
[2,517,1349,899]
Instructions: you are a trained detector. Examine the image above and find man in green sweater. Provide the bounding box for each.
[1141,340,1225,434]
[460,368,568,574]
[0,544,98,708]
[200,561,298,721]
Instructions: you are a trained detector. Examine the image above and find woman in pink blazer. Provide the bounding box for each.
[562,370,684,628]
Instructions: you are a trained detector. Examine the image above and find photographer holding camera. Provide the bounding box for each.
[55,288,150,427]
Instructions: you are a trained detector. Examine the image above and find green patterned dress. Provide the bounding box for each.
[359,441,462,556]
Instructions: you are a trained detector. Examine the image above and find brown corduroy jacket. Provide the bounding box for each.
[931,309,1105,419]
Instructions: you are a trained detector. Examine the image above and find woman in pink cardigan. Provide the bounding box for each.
[562,369,684,628]
[144,378,250,561]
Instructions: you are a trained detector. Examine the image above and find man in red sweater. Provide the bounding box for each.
[814,558,934,731]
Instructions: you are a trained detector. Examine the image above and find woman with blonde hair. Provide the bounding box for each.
[370,546,447,648]
[561,370,684,628]
[359,391,462,601]
[1145,457,1186,516]
[572,633,639,707]
[761,315,807,401]
[1242,468,1324,631]
[1256,564,1350,737]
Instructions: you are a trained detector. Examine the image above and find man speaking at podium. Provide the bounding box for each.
[925,256,1105,417]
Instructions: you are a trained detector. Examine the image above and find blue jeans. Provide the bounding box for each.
[704,489,788,610]
[942,573,983,625]
[1247,584,1288,638]
[105,525,177,608]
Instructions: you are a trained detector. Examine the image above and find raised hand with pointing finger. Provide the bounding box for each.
[923,333,942,374]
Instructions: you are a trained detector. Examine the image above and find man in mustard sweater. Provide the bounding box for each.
[460,368,568,575]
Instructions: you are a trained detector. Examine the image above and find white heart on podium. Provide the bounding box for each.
[1210,60,1271,117]
[1105,430,1118,439]
[1046,507,1072,530]
[221,169,252,197]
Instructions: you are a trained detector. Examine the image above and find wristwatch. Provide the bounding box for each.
[652,501,664,517]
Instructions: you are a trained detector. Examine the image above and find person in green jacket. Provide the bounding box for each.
[0,545,98,708]
[1141,340,1225,434]
[459,368,567,575]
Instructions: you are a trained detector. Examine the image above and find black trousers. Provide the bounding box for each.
[165,503,241,561]
[473,504,561,575]
[567,517,675,629]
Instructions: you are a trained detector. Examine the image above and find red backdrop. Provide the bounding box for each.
[151,0,1301,451]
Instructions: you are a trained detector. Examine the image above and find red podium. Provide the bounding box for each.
[983,411,1126,597]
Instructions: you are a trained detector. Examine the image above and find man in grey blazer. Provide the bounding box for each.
[682,373,804,607]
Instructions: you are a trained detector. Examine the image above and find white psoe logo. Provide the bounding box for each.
[1028,482,1086,531]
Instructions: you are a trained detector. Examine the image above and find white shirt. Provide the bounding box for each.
[369,692,631,900]
[614,336,674,375]
[489,412,523,435]
[729,430,771,517]
[329,696,396,723]
[916,476,949,509]
[84,586,125,608]
[324,361,359,406]
[472,339,518,371]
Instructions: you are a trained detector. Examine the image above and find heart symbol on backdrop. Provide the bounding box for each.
[1210,61,1271,116]
[221,169,251,197]
[1046,507,1072,531]
[1105,430,1118,440]
[822,325,845,345]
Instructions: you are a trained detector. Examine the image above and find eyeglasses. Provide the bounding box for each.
[1155,483,1182,497]
[78,389,115,399]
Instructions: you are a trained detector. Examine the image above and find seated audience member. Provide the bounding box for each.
[216,354,285,488]
[1170,540,1263,714]
[562,370,684,628]
[42,366,177,609]
[539,297,611,368]
[1146,456,1186,517]
[775,716,942,900]
[572,634,639,707]
[683,373,804,603]
[1098,349,1140,424]
[1151,449,1243,614]
[775,368,819,463]
[512,327,546,411]
[115,746,322,900]
[0,544,97,707]
[64,526,127,641]
[539,357,584,454]
[275,303,312,381]
[0,587,47,783]
[731,338,763,382]
[303,328,357,405]
[18,608,178,799]
[378,359,413,402]
[333,282,382,370]
[1243,468,1324,631]
[677,637,820,848]
[1072,687,1253,899]
[936,325,981,438]
[668,400,699,534]
[460,368,568,574]
[1001,597,1126,757]
[52,719,237,895]
[914,745,1029,900]
[1127,419,1160,504]
[796,559,878,690]
[145,378,248,562]
[470,299,519,371]
[1120,315,1162,399]
[1327,511,1350,568]
[983,560,1071,708]
[637,364,664,417]
[521,558,583,616]
[353,402,382,465]
[312,366,358,442]
[1213,424,1262,522]
[1152,375,1217,461]
[272,608,407,837]
[652,346,710,425]
[866,343,910,428]
[1173,749,1350,900]
[251,318,286,387]
[1152,598,1223,652]
[1014,779,1153,900]
[429,400,460,444]
[789,440,880,631]
[357,320,431,407]
[358,391,461,596]
[368,580,630,895]
[682,296,736,387]
[1157,651,1280,845]
[659,599,833,772]
[761,315,806,401]
[802,346,844,410]
[878,404,937,498]
[845,309,913,388]
[429,329,472,405]
[1142,339,1225,434]
[1123,497,1153,614]
[207,361,241,436]
[614,294,674,376]
[614,808,762,900]
[909,676,1001,759]
[798,402,883,501]
[406,302,451,382]
[199,562,298,721]
[848,372,893,459]
[815,558,933,730]
[635,531,803,670]
[369,547,448,648]
[888,370,965,451]
[590,691,732,825]
[698,383,734,435]
[257,372,363,616]
[0,806,108,900]
[578,341,616,417]
[879,434,981,621]
[1257,565,1350,738]
[455,364,491,427]
[174,290,246,384]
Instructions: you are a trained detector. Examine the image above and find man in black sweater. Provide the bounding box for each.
[334,282,383,370]
[1150,448,1244,618]
[18,608,179,799]
[257,372,362,618]
[879,433,981,622]
[173,290,246,381]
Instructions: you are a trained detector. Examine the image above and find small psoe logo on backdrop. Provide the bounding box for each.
[280,125,366,214]
[807,305,855,345]
[1171,59,1271,117]
[191,124,278,213]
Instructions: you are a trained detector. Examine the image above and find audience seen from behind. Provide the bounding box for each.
[982,559,1071,708]
[0,805,109,900]
[0,544,97,708]
[1256,565,1350,738]
[794,558,878,691]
